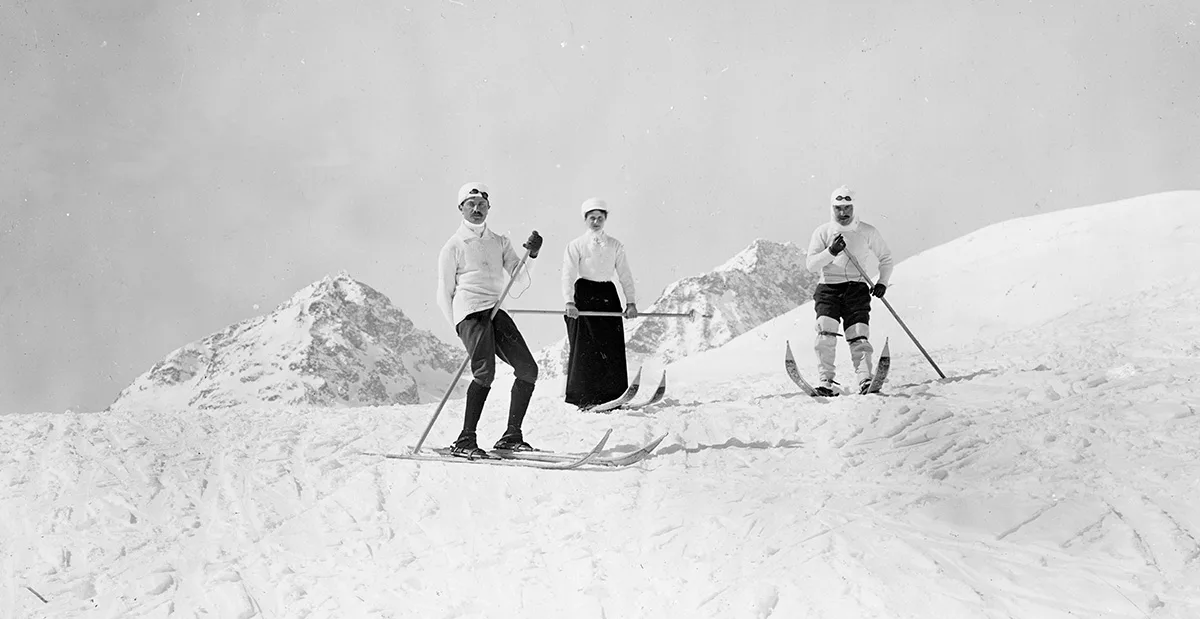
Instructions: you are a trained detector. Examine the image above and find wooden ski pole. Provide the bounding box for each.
[843,251,946,379]
[506,308,707,320]
[412,247,533,453]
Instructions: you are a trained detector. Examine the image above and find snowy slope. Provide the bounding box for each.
[668,190,1200,384]
[2,193,1199,618]
[107,273,467,412]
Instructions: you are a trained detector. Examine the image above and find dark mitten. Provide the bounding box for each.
[830,235,846,256]
[523,231,543,258]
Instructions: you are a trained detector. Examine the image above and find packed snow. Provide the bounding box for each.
[2,192,1199,618]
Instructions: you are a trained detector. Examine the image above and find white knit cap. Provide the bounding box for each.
[457,182,490,205]
[581,197,609,217]
[830,185,855,204]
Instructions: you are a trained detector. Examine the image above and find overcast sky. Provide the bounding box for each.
[2,0,1197,413]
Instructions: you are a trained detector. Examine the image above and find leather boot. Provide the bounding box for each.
[452,381,490,458]
[494,380,535,451]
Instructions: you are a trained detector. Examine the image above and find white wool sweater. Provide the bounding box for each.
[437,222,532,326]
[805,217,894,286]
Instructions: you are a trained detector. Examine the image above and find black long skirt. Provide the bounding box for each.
[564,278,629,408]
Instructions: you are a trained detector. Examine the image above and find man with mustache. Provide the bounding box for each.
[437,182,543,459]
[805,185,893,396]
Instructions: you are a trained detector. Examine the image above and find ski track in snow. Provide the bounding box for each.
[4,328,1198,618]
[4,202,1200,617]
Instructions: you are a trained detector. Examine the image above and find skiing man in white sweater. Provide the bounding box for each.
[436,182,543,459]
[805,185,894,396]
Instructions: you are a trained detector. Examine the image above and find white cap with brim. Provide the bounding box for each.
[581,197,609,217]
[458,182,490,205]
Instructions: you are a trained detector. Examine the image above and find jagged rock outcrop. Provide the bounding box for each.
[108,273,466,411]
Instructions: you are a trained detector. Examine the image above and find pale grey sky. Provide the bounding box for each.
[2,0,1197,413]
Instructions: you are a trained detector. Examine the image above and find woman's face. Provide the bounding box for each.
[584,209,607,232]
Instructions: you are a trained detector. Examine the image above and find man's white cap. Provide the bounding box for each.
[457,182,490,205]
[830,185,855,204]
[581,197,609,217]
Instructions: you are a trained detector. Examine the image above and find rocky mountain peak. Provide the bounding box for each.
[108,274,465,411]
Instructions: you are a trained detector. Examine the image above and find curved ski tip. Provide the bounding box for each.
[594,428,614,449]
[880,339,891,356]
[642,433,669,452]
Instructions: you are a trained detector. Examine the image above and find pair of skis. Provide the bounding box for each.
[582,367,668,413]
[367,430,667,470]
[784,338,891,398]
[490,432,668,468]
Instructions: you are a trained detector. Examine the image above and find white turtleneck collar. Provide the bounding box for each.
[461,219,487,237]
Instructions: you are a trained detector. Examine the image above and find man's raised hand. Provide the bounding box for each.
[830,234,846,256]
[523,230,543,258]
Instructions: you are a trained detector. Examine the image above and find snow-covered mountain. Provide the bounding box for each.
[536,238,819,377]
[107,273,466,411]
[7,193,1200,619]
[6,192,1200,619]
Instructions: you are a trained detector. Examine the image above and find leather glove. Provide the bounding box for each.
[623,304,638,319]
[523,230,543,258]
[565,303,579,319]
[872,283,887,298]
[830,234,846,256]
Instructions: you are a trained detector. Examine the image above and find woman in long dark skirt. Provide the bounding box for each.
[561,198,638,408]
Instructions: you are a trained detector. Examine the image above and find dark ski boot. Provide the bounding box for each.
[814,378,840,397]
[452,381,491,459]
[449,441,489,460]
[494,380,535,451]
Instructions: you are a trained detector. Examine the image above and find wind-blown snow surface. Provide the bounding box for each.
[3,192,1200,618]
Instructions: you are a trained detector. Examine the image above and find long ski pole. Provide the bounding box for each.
[844,251,946,379]
[506,308,707,320]
[412,247,533,453]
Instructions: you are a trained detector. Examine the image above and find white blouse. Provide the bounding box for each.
[561,231,636,304]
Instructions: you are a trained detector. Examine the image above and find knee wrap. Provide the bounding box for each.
[845,322,870,343]
[815,316,841,340]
